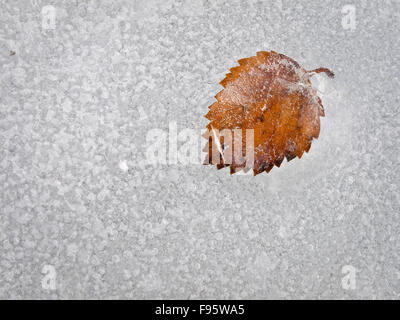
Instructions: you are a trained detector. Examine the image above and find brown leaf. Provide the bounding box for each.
[204,51,334,175]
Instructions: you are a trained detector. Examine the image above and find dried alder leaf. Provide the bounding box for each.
[204,51,334,175]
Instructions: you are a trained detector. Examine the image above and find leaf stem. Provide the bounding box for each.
[307,67,335,78]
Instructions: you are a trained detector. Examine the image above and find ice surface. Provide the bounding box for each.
[0,0,399,299]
